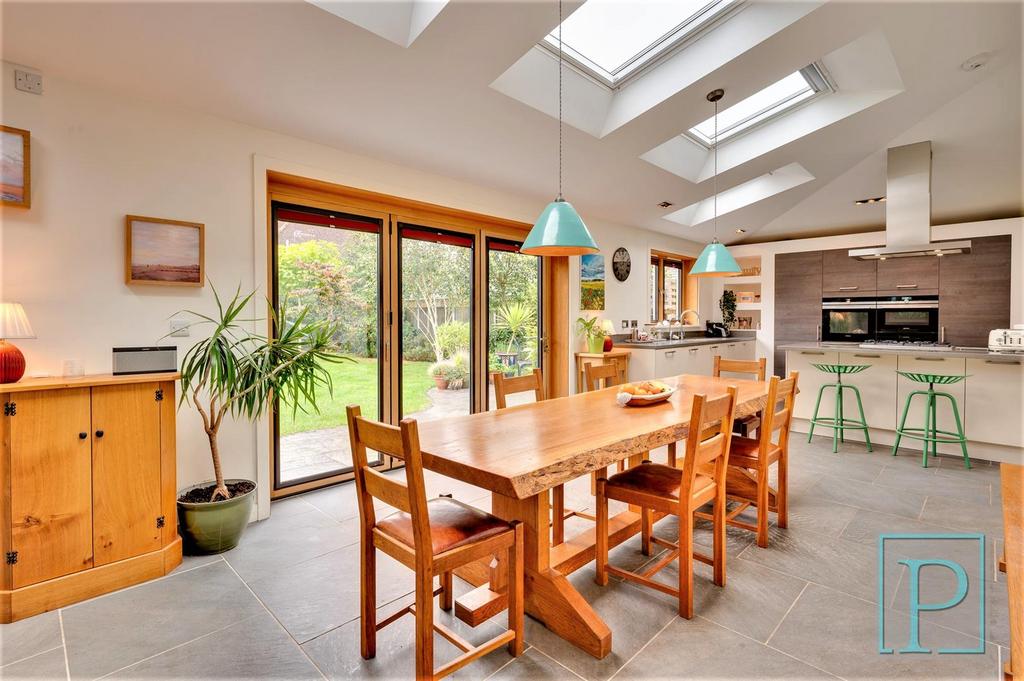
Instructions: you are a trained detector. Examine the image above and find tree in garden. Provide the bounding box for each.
[401,240,472,362]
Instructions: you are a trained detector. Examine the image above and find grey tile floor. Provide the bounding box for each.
[0,436,1009,680]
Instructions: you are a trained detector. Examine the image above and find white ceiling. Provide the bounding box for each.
[1,0,1021,244]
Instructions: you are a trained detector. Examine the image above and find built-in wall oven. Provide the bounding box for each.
[875,295,939,342]
[821,297,876,342]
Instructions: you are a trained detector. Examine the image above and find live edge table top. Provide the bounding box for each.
[415,374,770,500]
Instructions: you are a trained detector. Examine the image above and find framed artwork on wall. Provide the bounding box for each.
[580,253,605,311]
[125,215,205,286]
[1,125,31,208]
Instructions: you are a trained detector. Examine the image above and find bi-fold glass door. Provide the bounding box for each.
[272,203,387,491]
[271,199,546,496]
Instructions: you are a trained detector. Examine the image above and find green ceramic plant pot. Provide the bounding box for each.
[587,336,605,353]
[177,479,256,554]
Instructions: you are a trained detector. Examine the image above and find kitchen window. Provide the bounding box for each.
[650,250,697,322]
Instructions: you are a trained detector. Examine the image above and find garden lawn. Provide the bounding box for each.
[280,358,433,435]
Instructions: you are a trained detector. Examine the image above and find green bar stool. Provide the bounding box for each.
[807,364,873,453]
[892,372,970,469]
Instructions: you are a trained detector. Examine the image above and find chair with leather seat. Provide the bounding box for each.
[712,356,767,438]
[594,387,737,619]
[705,373,797,548]
[492,368,590,546]
[346,405,524,680]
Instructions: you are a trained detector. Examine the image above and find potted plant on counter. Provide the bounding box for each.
[576,316,606,354]
[719,290,737,330]
[175,287,344,553]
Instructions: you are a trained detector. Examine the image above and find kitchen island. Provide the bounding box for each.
[782,342,1023,464]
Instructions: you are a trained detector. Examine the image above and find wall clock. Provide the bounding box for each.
[612,247,631,282]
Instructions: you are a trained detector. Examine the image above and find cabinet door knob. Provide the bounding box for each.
[95,430,105,438]
[79,432,88,440]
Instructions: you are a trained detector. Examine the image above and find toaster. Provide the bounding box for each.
[988,325,1024,353]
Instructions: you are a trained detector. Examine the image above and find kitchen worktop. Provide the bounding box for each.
[779,341,1024,361]
[617,336,754,350]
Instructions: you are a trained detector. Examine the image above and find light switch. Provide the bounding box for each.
[14,70,43,95]
[169,319,190,337]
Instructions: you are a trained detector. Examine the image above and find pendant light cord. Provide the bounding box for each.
[558,0,563,201]
[713,95,718,242]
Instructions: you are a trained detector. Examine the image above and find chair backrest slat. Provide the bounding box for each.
[492,368,544,409]
[679,387,737,499]
[583,362,620,392]
[363,467,413,513]
[713,356,767,382]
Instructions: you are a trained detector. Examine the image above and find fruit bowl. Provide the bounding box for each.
[616,381,676,407]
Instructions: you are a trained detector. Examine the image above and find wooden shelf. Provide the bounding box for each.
[723,276,762,285]
[736,303,762,311]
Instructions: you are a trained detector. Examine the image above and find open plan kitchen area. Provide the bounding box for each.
[1,1,1022,680]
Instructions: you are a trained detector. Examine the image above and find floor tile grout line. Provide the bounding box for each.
[90,612,264,681]
[694,613,846,680]
[219,558,329,680]
[0,644,65,672]
[605,612,677,681]
[764,581,809,647]
[57,557,225,616]
[58,607,71,681]
[525,643,589,681]
[478,645,532,681]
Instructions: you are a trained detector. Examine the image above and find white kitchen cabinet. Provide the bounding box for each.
[654,348,687,378]
[837,351,898,431]
[965,358,1024,447]
[786,350,840,420]
[895,355,968,456]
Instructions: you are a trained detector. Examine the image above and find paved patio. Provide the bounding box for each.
[280,386,536,482]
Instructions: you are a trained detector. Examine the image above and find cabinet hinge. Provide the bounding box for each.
[155,389,164,402]
[5,551,17,565]
[156,516,166,529]
[3,402,15,416]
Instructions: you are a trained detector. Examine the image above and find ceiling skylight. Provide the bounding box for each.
[542,0,739,87]
[686,64,831,147]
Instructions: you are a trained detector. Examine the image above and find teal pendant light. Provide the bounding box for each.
[521,0,598,257]
[690,88,741,277]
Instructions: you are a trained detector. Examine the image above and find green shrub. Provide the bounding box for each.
[437,321,470,359]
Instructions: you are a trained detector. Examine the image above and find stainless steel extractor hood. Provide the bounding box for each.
[849,141,971,260]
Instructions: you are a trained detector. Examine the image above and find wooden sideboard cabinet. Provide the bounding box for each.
[0,373,181,622]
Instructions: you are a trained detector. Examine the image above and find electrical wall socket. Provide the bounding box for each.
[621,320,628,329]
[169,319,190,337]
[14,70,42,95]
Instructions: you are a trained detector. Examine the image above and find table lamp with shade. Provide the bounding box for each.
[0,303,35,383]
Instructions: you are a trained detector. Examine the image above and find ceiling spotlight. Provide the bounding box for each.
[855,196,886,205]
[735,228,747,234]
[960,52,992,72]
[658,201,674,208]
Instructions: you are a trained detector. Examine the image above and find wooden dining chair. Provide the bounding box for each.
[347,405,524,680]
[712,356,767,438]
[702,373,798,548]
[583,361,620,392]
[491,369,589,546]
[595,387,737,619]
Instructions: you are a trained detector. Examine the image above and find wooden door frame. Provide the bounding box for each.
[264,172,567,499]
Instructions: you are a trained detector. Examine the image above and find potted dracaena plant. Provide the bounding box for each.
[174,287,345,553]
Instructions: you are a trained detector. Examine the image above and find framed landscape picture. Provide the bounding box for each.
[1,125,30,208]
[125,215,205,286]
[580,253,605,311]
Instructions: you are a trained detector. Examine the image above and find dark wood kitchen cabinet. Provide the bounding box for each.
[774,250,823,375]
[821,249,877,293]
[938,235,1011,347]
[877,256,938,293]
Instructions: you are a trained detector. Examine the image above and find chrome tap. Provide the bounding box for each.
[680,309,700,326]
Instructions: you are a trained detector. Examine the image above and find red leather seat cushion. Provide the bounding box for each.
[605,463,714,501]
[376,497,511,555]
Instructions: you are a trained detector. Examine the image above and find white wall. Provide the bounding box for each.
[0,62,704,517]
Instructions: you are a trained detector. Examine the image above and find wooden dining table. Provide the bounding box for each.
[414,373,771,659]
